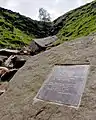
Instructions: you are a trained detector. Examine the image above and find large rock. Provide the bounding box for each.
[32,36,58,48]
[1,34,96,119]
[29,36,58,55]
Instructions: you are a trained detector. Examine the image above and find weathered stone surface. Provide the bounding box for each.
[0,82,8,95]
[35,65,89,108]
[29,36,58,55]
[0,82,8,91]
[33,36,58,48]
[1,34,96,120]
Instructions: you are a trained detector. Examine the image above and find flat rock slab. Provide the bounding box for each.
[34,65,90,108]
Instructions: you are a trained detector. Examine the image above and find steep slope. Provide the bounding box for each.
[0,0,96,48]
[53,0,96,44]
[0,7,52,48]
[0,33,96,120]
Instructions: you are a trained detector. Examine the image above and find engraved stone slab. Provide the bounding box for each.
[34,65,90,108]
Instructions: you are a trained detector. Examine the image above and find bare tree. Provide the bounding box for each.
[38,8,51,22]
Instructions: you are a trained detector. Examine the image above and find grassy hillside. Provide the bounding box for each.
[0,0,96,48]
[53,0,96,45]
[0,7,52,48]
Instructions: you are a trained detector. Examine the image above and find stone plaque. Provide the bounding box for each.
[34,65,90,108]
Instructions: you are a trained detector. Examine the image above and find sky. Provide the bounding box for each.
[0,0,93,20]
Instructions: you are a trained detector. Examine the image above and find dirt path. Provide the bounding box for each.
[0,34,96,120]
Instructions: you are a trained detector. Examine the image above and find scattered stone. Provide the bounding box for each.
[0,49,20,56]
[0,67,9,76]
[4,55,26,69]
[31,36,58,48]
[1,69,18,82]
[29,40,45,55]
[29,36,58,55]
[0,52,26,83]
[4,55,14,68]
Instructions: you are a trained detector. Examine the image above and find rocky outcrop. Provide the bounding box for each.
[33,36,58,48]
[29,35,58,55]
[0,34,96,119]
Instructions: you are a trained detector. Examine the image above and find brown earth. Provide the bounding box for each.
[1,34,96,120]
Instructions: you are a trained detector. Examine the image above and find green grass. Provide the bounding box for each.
[0,10,35,48]
[0,0,96,48]
[0,19,33,48]
[0,7,52,48]
[53,0,96,44]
